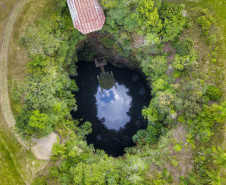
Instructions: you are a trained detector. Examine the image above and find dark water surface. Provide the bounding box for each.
[71,61,151,157]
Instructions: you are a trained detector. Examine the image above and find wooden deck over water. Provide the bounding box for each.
[95,57,106,74]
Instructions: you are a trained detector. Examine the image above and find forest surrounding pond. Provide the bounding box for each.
[5,0,226,184]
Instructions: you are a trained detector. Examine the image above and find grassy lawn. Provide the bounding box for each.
[0,140,24,185]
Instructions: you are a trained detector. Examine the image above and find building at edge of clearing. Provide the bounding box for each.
[67,0,106,34]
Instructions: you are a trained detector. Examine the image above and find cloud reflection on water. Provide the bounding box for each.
[95,83,132,130]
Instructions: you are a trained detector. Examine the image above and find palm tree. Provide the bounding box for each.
[212,147,226,168]
[206,170,221,185]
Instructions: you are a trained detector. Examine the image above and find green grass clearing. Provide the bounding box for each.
[0,139,24,185]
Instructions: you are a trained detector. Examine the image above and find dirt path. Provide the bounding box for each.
[0,0,30,149]
[0,1,6,8]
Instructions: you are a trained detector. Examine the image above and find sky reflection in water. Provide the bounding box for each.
[71,62,151,157]
[96,83,132,130]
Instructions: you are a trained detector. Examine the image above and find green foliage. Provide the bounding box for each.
[205,85,222,101]
[174,39,194,55]
[48,134,153,185]
[107,6,136,31]
[32,178,47,185]
[11,12,85,138]
[141,55,168,77]
[153,90,175,115]
[142,104,159,122]
[70,163,106,185]
[178,116,185,123]
[172,70,181,78]
[133,122,162,145]
[84,163,105,184]
[187,103,226,143]
[76,121,92,139]
[20,1,225,184]
[212,146,226,168]
[136,0,162,34]
[207,34,218,45]
[99,0,119,9]
[196,15,213,30]
[28,110,53,138]
[206,170,222,185]
[172,50,197,71]
[159,1,186,41]
[144,33,161,46]
[187,145,226,184]
[178,81,204,119]
[171,158,178,167]
[152,78,168,94]
[174,144,183,152]
[20,18,62,56]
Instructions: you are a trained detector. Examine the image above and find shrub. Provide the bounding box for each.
[178,116,185,123]
[141,55,168,77]
[152,78,168,94]
[132,122,162,145]
[175,39,194,55]
[136,0,162,34]
[205,85,222,101]
[172,71,181,78]
[174,144,183,152]
[171,158,178,167]
[172,50,197,71]
[206,34,218,45]
[159,1,186,41]
[196,16,211,30]
[32,178,46,185]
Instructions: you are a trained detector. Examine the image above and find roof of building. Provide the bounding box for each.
[67,0,106,34]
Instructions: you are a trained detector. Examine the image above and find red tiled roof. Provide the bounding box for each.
[67,0,106,34]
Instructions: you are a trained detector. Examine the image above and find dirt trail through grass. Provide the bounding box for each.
[0,2,50,183]
[0,0,61,181]
[0,0,30,149]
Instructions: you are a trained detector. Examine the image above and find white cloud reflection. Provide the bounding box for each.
[95,83,132,130]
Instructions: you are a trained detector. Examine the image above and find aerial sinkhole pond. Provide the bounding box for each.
[71,61,151,157]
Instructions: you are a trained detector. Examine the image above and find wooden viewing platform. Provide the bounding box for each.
[95,57,106,74]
